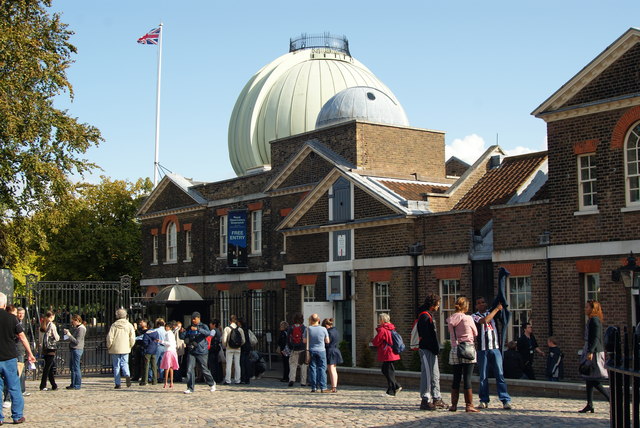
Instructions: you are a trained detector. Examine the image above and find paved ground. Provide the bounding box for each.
[7,376,609,427]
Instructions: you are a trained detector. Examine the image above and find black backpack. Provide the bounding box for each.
[228,326,243,348]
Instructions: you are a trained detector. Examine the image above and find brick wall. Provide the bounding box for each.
[353,187,397,219]
[492,201,549,250]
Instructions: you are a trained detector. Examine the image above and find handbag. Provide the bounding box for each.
[453,323,476,360]
[301,327,310,365]
[578,358,594,376]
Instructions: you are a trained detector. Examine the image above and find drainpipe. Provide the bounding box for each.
[540,232,552,337]
[408,243,424,312]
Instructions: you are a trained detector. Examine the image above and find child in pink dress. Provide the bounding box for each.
[159,322,180,388]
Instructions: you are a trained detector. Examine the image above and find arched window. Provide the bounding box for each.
[626,122,640,206]
[166,222,177,262]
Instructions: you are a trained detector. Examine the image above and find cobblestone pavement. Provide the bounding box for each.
[11,376,609,427]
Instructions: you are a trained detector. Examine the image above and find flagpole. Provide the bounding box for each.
[153,22,163,186]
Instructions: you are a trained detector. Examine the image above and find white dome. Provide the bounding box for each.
[228,45,405,175]
[315,86,409,128]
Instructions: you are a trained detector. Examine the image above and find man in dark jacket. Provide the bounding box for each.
[416,294,447,411]
[179,312,216,394]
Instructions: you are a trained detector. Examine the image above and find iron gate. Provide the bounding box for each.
[19,274,132,375]
[210,290,278,354]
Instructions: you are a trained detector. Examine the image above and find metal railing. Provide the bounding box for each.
[606,326,640,427]
[289,32,350,55]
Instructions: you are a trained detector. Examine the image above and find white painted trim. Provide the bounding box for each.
[574,208,599,216]
[621,205,640,213]
[141,270,286,287]
[493,248,547,263]
[494,240,640,262]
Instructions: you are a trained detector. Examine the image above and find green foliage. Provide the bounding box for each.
[358,342,375,368]
[440,340,452,374]
[338,340,352,366]
[35,177,152,285]
[0,0,102,217]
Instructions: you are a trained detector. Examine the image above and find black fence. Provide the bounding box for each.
[289,32,350,55]
[606,326,640,427]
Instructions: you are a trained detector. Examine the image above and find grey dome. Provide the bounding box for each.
[315,86,409,128]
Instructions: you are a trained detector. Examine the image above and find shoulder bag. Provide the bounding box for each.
[300,326,310,365]
[453,322,476,360]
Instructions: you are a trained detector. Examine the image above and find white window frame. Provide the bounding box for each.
[184,230,192,262]
[302,285,315,303]
[439,279,460,342]
[251,210,262,255]
[507,276,532,342]
[373,282,390,325]
[578,153,597,210]
[166,222,177,263]
[152,235,158,264]
[219,215,228,257]
[626,122,640,207]
[585,273,600,303]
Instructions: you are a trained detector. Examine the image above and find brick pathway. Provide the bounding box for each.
[9,376,609,427]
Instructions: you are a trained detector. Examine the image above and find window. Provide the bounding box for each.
[626,123,640,205]
[252,290,263,335]
[166,222,177,262]
[251,210,262,254]
[331,177,351,222]
[507,276,532,341]
[303,285,315,302]
[184,230,192,261]
[219,290,229,326]
[152,235,158,264]
[439,279,460,341]
[585,273,600,302]
[373,282,390,322]
[578,154,597,209]
[219,215,227,257]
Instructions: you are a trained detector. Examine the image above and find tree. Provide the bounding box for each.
[35,177,152,284]
[0,0,101,217]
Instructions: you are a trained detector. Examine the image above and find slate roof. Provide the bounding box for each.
[375,179,449,200]
[454,151,548,228]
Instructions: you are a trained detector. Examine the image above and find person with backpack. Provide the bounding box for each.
[287,313,308,387]
[38,311,59,391]
[416,294,447,411]
[372,313,402,396]
[221,314,245,385]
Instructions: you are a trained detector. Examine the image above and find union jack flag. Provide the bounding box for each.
[137,27,161,45]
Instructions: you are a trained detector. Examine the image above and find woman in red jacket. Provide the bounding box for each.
[372,313,402,396]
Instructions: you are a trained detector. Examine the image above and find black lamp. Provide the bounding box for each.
[612,252,640,290]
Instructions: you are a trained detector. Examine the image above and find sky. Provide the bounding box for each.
[49,1,640,185]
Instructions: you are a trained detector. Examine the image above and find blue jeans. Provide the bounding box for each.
[477,348,511,404]
[0,358,24,421]
[70,349,83,389]
[308,351,327,391]
[111,354,130,386]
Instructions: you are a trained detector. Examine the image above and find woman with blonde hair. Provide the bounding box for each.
[447,297,479,412]
[39,311,59,391]
[578,300,609,413]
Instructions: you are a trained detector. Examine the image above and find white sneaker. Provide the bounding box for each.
[22,392,31,397]
[479,402,489,409]
[2,401,10,409]
[183,389,193,394]
[210,385,216,392]
[503,402,513,410]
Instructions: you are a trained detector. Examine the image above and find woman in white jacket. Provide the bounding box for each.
[160,322,180,388]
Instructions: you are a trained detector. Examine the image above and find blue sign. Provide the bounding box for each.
[227,210,248,268]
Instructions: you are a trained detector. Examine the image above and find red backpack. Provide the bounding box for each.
[290,325,303,345]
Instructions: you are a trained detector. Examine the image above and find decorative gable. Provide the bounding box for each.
[279,151,336,189]
[145,182,200,214]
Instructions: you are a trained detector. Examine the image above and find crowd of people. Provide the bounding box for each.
[372,294,610,414]
[0,289,612,424]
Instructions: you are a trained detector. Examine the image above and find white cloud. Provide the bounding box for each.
[446,134,546,165]
[445,134,487,164]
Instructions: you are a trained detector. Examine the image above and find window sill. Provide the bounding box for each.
[249,252,262,257]
[150,262,158,266]
[164,260,177,265]
[183,259,191,263]
[621,205,640,213]
[574,208,599,216]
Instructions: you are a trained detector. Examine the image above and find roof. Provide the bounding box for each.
[532,28,640,118]
[454,151,548,228]
[374,178,448,200]
[228,44,404,176]
[136,173,207,216]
